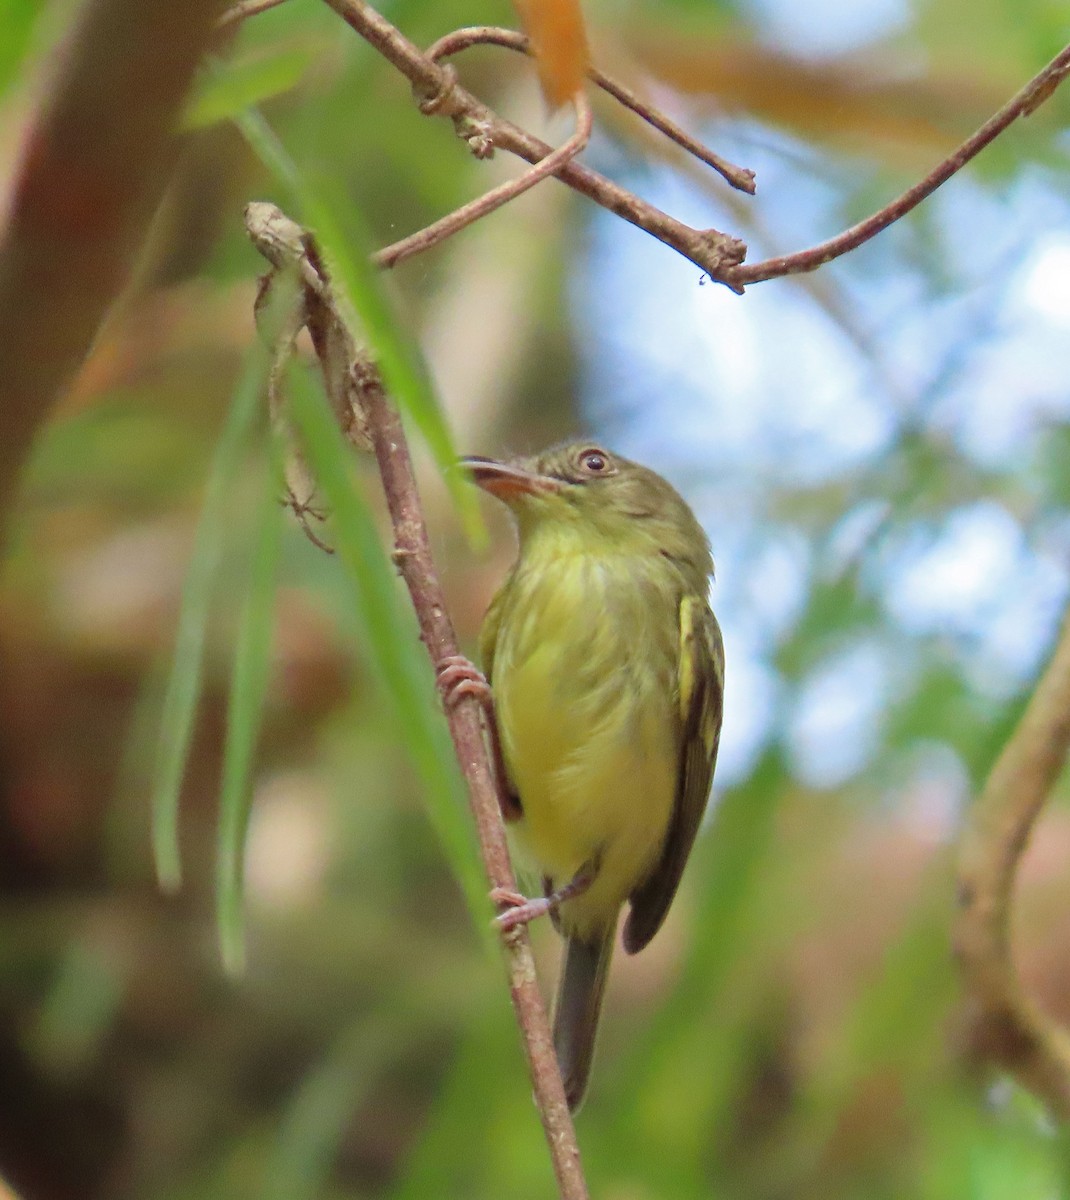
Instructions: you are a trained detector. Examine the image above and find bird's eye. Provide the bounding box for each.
[579,449,608,474]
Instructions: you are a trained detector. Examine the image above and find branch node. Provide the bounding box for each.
[455,114,495,159]
[414,62,462,117]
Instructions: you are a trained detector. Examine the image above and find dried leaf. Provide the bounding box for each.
[514,0,590,109]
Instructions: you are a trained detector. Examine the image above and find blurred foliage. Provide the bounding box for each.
[1,0,1070,1198]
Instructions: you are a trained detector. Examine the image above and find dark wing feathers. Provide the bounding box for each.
[622,594,724,955]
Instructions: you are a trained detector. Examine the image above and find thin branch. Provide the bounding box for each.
[955,605,1070,1119]
[223,2,1070,288]
[424,25,755,194]
[244,203,589,1200]
[373,93,594,269]
[729,41,1070,286]
[591,64,755,195]
[322,2,1070,289]
[318,0,748,286]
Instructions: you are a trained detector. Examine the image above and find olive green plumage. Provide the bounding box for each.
[463,441,724,1110]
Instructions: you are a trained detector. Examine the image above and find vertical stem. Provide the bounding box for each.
[358,375,588,1199]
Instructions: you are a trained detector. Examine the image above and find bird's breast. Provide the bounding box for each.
[492,551,680,934]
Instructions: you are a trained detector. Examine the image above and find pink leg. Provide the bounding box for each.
[436,654,492,711]
[493,869,594,933]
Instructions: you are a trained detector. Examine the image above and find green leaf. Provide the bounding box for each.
[0,0,57,98]
[216,453,284,975]
[151,344,267,892]
[286,367,485,929]
[183,47,316,130]
[232,103,483,543]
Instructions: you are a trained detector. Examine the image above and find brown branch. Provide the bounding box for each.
[318,0,748,286]
[220,2,1069,289]
[244,203,589,1200]
[0,0,228,535]
[729,41,1070,286]
[955,605,1070,1119]
[424,25,755,194]
[318,3,1070,292]
[373,93,594,269]
[591,64,755,195]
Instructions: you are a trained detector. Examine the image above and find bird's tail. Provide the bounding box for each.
[552,928,614,1111]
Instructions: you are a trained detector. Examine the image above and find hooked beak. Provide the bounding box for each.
[459,456,562,500]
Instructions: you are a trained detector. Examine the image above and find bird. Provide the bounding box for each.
[439,441,724,1111]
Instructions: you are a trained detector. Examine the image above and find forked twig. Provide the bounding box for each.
[319,0,749,285]
[220,0,1070,289]
[374,91,594,269]
[319,0,1070,289]
[956,606,1070,1119]
[424,24,755,194]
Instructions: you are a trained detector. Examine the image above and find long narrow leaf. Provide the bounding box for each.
[183,46,316,130]
[151,346,267,891]
[216,454,284,975]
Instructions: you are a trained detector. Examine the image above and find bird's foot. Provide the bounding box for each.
[436,654,492,710]
[490,870,594,932]
[491,888,554,932]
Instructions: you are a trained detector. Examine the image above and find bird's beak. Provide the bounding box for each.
[459,456,562,499]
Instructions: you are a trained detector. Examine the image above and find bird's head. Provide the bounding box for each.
[460,441,712,578]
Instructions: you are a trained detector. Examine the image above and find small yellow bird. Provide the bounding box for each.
[443,441,724,1111]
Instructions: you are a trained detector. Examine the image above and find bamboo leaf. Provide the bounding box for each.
[151,345,267,892]
[216,454,284,975]
[183,47,316,130]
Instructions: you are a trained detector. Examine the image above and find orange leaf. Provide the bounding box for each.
[514,0,590,109]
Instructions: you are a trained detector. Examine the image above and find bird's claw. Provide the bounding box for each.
[490,887,552,932]
[436,655,492,710]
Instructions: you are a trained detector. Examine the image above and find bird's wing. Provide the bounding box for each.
[478,582,509,684]
[622,593,724,954]
[476,581,524,821]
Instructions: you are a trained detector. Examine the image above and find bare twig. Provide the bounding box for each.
[373,93,594,269]
[424,25,755,194]
[244,203,589,1200]
[220,1,1069,288]
[321,1,1070,289]
[729,41,1070,286]
[247,202,369,549]
[591,64,755,194]
[318,0,748,285]
[955,606,1070,1119]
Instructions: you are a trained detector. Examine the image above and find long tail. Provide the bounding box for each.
[552,929,614,1111]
